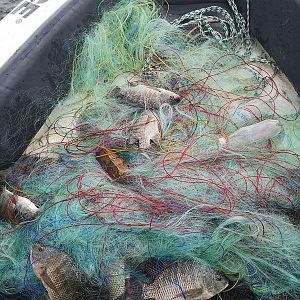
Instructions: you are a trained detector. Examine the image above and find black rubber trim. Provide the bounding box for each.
[236,0,300,95]
[162,0,227,3]
[0,0,116,169]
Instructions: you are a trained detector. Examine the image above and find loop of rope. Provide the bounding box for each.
[172,1,249,51]
[172,0,277,70]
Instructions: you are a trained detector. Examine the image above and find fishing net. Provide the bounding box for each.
[0,0,300,299]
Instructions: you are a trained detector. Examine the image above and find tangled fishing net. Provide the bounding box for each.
[0,0,300,299]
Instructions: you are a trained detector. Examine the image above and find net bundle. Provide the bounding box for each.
[0,1,300,299]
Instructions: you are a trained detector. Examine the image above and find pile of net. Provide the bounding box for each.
[0,0,300,299]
